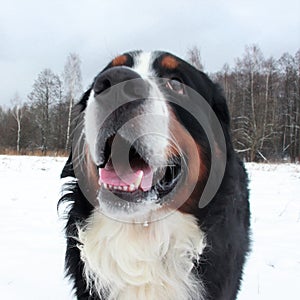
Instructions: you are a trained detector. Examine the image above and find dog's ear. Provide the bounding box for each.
[61,151,75,178]
[189,68,230,128]
[212,84,230,127]
[78,88,92,110]
[210,84,234,151]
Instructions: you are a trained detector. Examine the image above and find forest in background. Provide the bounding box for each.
[0,45,299,162]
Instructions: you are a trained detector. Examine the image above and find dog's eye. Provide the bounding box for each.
[166,78,185,95]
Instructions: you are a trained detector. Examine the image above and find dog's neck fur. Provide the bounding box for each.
[77,210,206,300]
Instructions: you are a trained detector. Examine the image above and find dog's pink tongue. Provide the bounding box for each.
[99,167,153,192]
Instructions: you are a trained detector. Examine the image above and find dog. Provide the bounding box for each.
[59,50,250,300]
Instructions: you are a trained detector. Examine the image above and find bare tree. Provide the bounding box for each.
[231,45,266,160]
[260,57,277,151]
[187,46,204,71]
[278,52,299,162]
[28,69,62,154]
[295,49,300,161]
[50,78,65,150]
[11,93,24,153]
[63,53,83,150]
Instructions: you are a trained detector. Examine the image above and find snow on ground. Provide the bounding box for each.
[0,155,299,299]
[238,163,300,299]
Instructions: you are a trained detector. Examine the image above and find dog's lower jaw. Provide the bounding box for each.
[76,209,206,300]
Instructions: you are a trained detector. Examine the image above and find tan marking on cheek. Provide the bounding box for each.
[167,108,209,213]
[161,55,179,69]
[111,55,128,66]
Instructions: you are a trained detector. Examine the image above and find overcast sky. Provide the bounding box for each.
[1,0,299,106]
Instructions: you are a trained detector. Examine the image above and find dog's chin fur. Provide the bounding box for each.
[76,209,206,300]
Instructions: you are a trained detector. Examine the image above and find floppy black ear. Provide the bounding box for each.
[78,88,92,110]
[212,84,230,126]
[189,68,230,128]
[61,151,75,178]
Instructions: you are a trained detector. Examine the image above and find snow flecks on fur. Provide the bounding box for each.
[76,210,206,300]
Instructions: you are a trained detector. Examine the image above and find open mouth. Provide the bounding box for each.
[97,135,182,204]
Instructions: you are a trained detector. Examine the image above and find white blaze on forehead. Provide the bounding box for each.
[132,51,155,78]
[130,51,170,166]
[84,51,170,168]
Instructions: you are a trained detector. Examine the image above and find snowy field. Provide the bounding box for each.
[0,155,299,299]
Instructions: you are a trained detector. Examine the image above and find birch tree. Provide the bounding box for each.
[63,53,82,150]
[11,94,24,153]
[187,46,204,71]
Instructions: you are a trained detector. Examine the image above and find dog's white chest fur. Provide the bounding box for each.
[77,210,206,300]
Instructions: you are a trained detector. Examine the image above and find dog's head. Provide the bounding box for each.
[67,51,230,222]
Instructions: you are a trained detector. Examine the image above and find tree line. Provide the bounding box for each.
[0,53,82,155]
[0,45,299,162]
[212,45,300,162]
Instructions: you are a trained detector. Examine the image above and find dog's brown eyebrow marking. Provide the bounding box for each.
[161,55,179,69]
[111,55,128,66]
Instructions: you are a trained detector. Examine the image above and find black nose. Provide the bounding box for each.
[93,67,149,99]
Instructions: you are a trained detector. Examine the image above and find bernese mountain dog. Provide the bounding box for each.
[59,51,250,300]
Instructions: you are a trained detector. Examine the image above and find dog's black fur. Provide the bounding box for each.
[59,51,250,300]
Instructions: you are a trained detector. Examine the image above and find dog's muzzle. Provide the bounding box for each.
[84,67,182,204]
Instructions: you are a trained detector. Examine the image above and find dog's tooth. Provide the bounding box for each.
[129,184,135,192]
[134,170,144,189]
[108,184,112,189]
[113,185,118,190]
[123,186,128,191]
[103,183,108,189]
[118,186,123,190]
